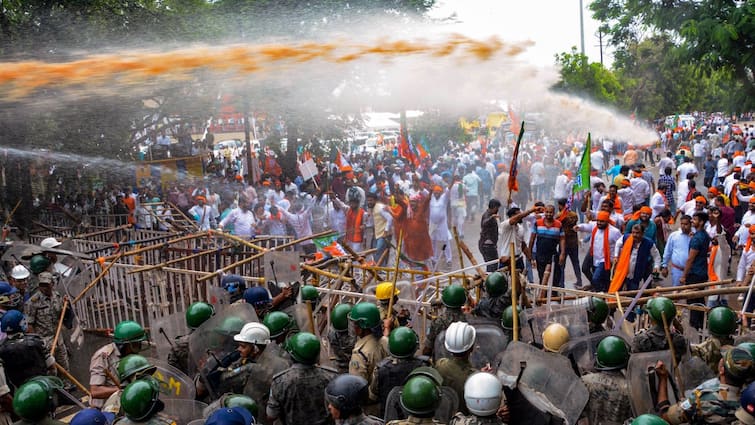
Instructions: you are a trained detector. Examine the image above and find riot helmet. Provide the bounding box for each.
[587,297,609,325]
[243,286,271,307]
[542,323,569,352]
[348,302,381,329]
[484,272,508,297]
[262,311,293,339]
[117,354,157,384]
[388,327,419,358]
[444,321,476,354]
[330,303,352,331]
[29,254,51,274]
[185,302,215,330]
[375,282,400,301]
[234,322,271,345]
[707,306,738,337]
[120,377,163,421]
[646,297,676,324]
[463,372,502,417]
[285,332,320,365]
[441,285,467,308]
[595,336,631,370]
[1,309,27,333]
[325,374,369,417]
[301,285,319,302]
[399,376,440,417]
[501,306,523,330]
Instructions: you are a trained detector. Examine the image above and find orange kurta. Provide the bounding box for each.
[391,194,433,263]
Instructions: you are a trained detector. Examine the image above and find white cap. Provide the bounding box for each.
[444,321,476,354]
[40,237,62,249]
[233,322,271,345]
[10,265,30,280]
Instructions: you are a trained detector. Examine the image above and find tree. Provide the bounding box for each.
[590,0,755,105]
[553,47,623,105]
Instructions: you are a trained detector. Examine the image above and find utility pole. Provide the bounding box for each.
[579,0,586,56]
[597,29,604,66]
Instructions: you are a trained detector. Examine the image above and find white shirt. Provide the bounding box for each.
[630,177,651,204]
[429,193,451,241]
[649,192,666,219]
[553,175,573,200]
[575,222,622,266]
[717,158,730,177]
[219,208,257,237]
[677,162,698,181]
[658,157,675,173]
[590,151,605,172]
[738,242,755,282]
[499,218,526,257]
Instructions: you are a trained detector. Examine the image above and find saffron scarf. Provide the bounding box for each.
[591,226,611,270]
[609,235,634,293]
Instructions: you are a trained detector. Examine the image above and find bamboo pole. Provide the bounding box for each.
[50,299,69,357]
[387,231,404,320]
[167,202,200,232]
[3,200,22,230]
[127,245,232,274]
[510,243,518,342]
[214,231,268,252]
[74,224,131,239]
[55,363,91,398]
[452,227,467,289]
[31,220,70,238]
[196,230,337,283]
[72,253,124,304]
[618,279,735,296]
[351,263,469,279]
[102,231,208,261]
[528,283,635,303]
[301,264,355,281]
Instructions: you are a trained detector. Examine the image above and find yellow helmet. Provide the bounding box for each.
[542,323,569,353]
[375,282,400,301]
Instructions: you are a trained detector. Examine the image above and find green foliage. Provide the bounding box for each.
[553,47,623,105]
[410,110,469,157]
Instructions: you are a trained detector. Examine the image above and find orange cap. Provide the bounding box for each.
[640,206,652,215]
[695,196,707,203]
[597,211,611,221]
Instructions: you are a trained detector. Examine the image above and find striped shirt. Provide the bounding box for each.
[534,218,564,258]
[658,174,676,203]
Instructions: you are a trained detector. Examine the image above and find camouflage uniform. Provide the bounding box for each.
[434,357,476,415]
[337,414,383,425]
[266,363,337,425]
[426,309,467,356]
[632,324,687,362]
[24,289,68,370]
[167,334,190,375]
[386,418,443,425]
[472,293,511,320]
[665,378,740,424]
[113,413,177,425]
[13,418,66,425]
[732,407,755,425]
[101,389,122,416]
[580,370,632,425]
[690,335,734,375]
[378,303,402,329]
[349,335,387,385]
[88,343,121,408]
[327,328,355,374]
[449,413,504,424]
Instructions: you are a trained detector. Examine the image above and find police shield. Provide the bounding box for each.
[151,312,188,363]
[147,358,196,400]
[161,399,208,424]
[677,354,716,393]
[383,385,459,423]
[242,341,292,403]
[529,304,589,348]
[626,350,679,417]
[282,302,315,335]
[433,319,510,369]
[558,331,611,376]
[189,303,258,398]
[496,341,589,425]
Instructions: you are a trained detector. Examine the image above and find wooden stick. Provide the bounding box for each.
[3,200,22,228]
[102,232,208,261]
[528,283,634,302]
[74,224,131,239]
[55,363,91,398]
[31,220,70,238]
[387,231,404,320]
[50,299,69,357]
[196,230,337,283]
[215,231,268,252]
[72,253,124,304]
[452,227,467,284]
[127,245,232,274]
[458,239,487,279]
[510,243,518,342]
[167,202,200,232]
[618,279,735,296]
[301,264,355,281]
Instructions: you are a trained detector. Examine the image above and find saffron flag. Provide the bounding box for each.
[313,233,347,258]
[398,112,419,166]
[573,133,591,193]
[509,106,521,135]
[335,149,352,172]
[508,121,525,193]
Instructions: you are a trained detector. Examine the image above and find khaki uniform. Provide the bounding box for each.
[434,357,475,415]
[88,343,121,408]
[691,335,734,374]
[378,303,401,329]
[24,290,68,370]
[350,335,387,384]
[387,417,444,424]
[449,413,504,424]
[733,406,755,425]
[113,413,177,425]
[266,363,337,425]
[101,389,122,416]
[665,378,740,424]
[580,370,632,425]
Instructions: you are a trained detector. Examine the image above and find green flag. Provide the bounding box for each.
[573,133,591,193]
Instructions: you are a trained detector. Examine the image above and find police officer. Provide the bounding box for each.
[327,303,355,374]
[472,272,511,320]
[424,285,467,357]
[205,407,255,425]
[691,306,738,374]
[500,306,522,349]
[218,322,271,394]
[632,297,687,362]
[242,286,271,317]
[114,377,176,425]
[7,265,29,303]
[0,310,55,389]
[449,372,505,425]
[26,254,52,297]
[734,381,755,425]
[266,332,336,425]
[221,275,247,304]
[263,311,295,345]
[24,272,69,371]
[586,297,609,334]
[0,281,22,312]
[12,378,66,425]
[580,335,632,424]
[326,374,382,425]
[102,354,158,416]
[435,322,477,415]
[630,415,670,425]
[371,326,429,415]
[348,303,388,386]
[168,302,215,374]
[386,375,444,425]
[542,322,570,353]
[70,408,116,425]
[89,320,149,409]
[301,285,320,304]
[656,346,751,424]
[203,394,258,420]
[375,282,409,328]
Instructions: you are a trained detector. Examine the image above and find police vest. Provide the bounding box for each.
[376,356,428,412]
[0,334,48,387]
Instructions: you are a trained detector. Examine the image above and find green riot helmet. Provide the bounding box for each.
[708,306,738,337]
[400,376,440,417]
[331,304,352,331]
[501,306,523,330]
[13,380,55,422]
[631,414,670,425]
[587,297,609,325]
[723,347,754,382]
[348,302,381,329]
[325,374,369,417]
[185,302,215,330]
[113,320,147,345]
[118,354,157,383]
[301,285,319,302]
[285,332,321,364]
[263,311,293,339]
[738,342,755,361]
[388,327,419,358]
[484,272,508,297]
[595,336,631,370]
[406,366,443,386]
[120,377,163,421]
[646,297,676,323]
[224,394,259,417]
[441,285,467,308]
[216,316,245,336]
[29,254,51,274]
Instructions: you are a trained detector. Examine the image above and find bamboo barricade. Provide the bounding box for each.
[127,245,233,274]
[72,253,124,304]
[167,202,200,232]
[452,227,468,291]
[31,220,70,238]
[101,231,209,261]
[314,286,432,308]
[3,200,22,232]
[214,231,268,252]
[197,230,337,283]
[50,299,69,357]
[387,231,404,320]
[533,279,737,303]
[351,263,471,280]
[74,224,131,240]
[301,264,355,282]
[55,363,91,398]
[339,238,381,284]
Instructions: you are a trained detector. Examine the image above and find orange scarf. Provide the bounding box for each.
[609,235,634,293]
[708,244,719,282]
[732,185,740,207]
[557,207,569,222]
[591,226,611,270]
[746,235,754,253]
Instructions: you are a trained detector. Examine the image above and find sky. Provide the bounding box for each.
[428,0,609,68]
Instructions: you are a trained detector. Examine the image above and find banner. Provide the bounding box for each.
[573,133,591,193]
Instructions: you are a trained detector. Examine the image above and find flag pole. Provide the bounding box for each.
[507,121,525,205]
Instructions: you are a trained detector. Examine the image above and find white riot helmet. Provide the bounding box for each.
[444,321,476,354]
[10,265,30,280]
[40,237,62,249]
[233,322,271,345]
[464,372,503,416]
